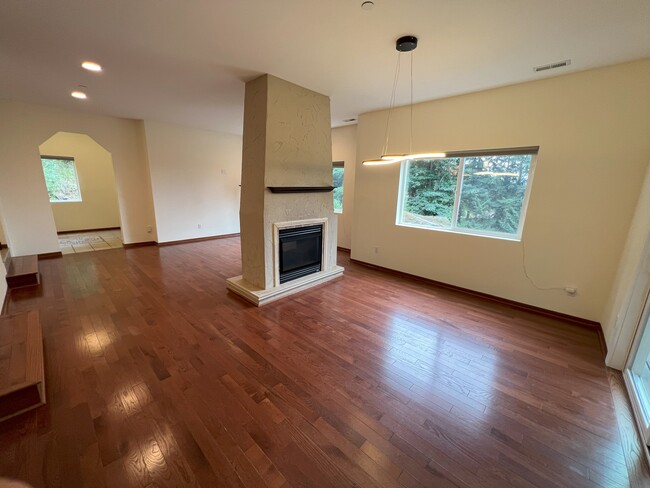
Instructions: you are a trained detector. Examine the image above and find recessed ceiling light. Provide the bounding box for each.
[361,1,374,10]
[71,91,87,100]
[81,61,102,72]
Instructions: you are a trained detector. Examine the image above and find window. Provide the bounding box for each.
[332,161,344,213]
[41,156,82,202]
[397,147,537,239]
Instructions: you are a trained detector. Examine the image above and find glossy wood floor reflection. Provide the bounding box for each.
[0,238,645,487]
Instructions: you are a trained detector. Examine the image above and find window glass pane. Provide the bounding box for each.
[400,158,459,228]
[41,158,82,202]
[332,167,344,212]
[456,155,531,234]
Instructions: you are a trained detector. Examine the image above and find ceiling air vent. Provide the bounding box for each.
[533,59,571,73]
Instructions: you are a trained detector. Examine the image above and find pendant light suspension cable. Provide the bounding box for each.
[409,49,413,156]
[381,53,402,157]
[363,35,445,166]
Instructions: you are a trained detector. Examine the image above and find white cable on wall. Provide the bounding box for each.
[520,238,566,292]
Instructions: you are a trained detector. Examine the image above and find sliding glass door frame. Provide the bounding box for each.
[624,286,650,460]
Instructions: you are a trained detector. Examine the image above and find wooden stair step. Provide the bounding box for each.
[5,254,40,288]
[0,311,46,421]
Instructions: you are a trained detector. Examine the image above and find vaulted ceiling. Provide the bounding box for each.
[1,0,648,135]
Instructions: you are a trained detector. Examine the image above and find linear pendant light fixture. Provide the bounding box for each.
[363,36,445,166]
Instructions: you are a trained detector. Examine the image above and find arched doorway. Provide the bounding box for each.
[38,132,123,253]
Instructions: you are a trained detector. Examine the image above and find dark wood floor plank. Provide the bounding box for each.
[0,237,646,487]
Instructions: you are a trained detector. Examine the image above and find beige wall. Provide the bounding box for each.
[0,100,157,256]
[332,125,357,250]
[39,132,121,232]
[144,120,242,243]
[352,60,650,322]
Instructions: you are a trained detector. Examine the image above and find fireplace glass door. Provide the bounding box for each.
[278,225,322,284]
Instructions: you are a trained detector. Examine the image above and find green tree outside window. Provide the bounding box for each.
[41,157,82,202]
[333,166,344,212]
[399,152,534,238]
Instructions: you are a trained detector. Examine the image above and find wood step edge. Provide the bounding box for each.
[0,384,46,423]
[6,255,39,278]
[0,311,46,421]
[25,311,44,388]
[0,379,42,399]
[5,273,40,289]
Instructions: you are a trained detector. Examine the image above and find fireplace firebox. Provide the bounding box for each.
[278,225,323,284]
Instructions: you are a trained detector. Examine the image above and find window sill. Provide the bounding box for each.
[50,200,83,203]
[334,210,343,215]
[396,222,521,242]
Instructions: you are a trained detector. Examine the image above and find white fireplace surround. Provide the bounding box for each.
[273,218,328,287]
[227,217,344,306]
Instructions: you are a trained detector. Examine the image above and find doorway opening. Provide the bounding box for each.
[38,132,123,254]
[0,207,9,263]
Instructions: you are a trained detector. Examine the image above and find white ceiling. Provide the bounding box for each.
[1,0,648,135]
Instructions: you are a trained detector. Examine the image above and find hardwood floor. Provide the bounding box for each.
[0,237,646,487]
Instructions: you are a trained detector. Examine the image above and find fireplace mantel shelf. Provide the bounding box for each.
[267,186,335,194]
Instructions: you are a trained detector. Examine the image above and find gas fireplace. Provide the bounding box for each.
[278,224,323,284]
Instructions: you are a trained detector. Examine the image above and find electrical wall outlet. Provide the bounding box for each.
[146,225,152,234]
[198,223,202,229]
[374,246,379,254]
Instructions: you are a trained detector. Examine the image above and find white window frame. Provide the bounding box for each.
[332,161,344,214]
[396,148,538,241]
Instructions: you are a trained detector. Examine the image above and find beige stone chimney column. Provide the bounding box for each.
[227,74,343,305]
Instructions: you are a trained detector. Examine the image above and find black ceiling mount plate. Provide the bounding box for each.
[396,35,418,52]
